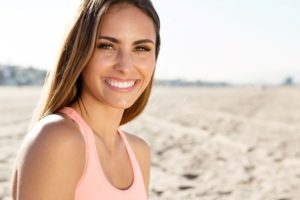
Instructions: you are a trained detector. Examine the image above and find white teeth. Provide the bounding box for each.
[106,79,136,89]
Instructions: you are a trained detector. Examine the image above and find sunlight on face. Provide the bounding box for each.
[81,3,156,109]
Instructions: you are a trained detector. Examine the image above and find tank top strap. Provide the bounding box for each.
[117,128,146,187]
[57,106,95,163]
[117,129,137,169]
[57,107,90,136]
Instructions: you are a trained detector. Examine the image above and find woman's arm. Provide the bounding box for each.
[16,119,85,200]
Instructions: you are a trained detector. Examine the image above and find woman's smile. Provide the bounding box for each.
[103,77,140,92]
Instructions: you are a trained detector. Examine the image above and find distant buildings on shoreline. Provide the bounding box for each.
[0,64,297,87]
[0,64,47,86]
[154,79,230,87]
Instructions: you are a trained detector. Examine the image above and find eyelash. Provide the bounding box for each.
[96,42,114,50]
[134,46,151,52]
[96,42,151,52]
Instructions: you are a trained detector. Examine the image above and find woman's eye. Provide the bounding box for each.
[134,46,151,52]
[96,43,114,50]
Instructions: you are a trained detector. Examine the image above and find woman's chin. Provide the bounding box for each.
[107,99,136,110]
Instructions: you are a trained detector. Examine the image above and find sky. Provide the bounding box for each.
[0,0,300,84]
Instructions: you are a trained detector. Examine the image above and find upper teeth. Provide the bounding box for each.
[106,79,136,89]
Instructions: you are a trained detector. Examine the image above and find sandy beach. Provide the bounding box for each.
[0,85,300,199]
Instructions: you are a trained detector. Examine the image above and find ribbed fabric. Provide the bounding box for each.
[58,107,147,200]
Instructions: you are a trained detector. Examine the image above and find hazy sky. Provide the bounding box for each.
[0,0,299,84]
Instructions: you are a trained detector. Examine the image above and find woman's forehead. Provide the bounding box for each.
[97,3,156,41]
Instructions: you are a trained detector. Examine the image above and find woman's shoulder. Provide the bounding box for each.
[122,130,150,155]
[21,113,83,152]
[17,112,85,171]
[14,113,85,199]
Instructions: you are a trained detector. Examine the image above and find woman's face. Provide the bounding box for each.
[81,3,156,109]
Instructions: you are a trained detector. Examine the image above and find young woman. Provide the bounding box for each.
[11,0,160,199]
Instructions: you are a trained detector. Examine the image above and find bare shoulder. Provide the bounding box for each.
[15,113,85,200]
[123,131,150,154]
[122,130,151,195]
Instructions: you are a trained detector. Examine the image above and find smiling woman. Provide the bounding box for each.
[11,0,160,199]
[82,4,157,110]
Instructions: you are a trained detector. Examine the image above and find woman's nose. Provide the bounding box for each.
[114,50,133,73]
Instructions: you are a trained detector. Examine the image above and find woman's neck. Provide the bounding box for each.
[70,94,124,152]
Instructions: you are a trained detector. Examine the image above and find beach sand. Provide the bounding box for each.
[0,85,299,199]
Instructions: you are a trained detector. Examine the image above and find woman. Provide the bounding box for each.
[11,0,160,199]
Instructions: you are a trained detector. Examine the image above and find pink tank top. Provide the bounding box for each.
[58,107,148,200]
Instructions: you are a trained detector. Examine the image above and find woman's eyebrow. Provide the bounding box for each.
[98,35,154,45]
[98,36,119,43]
[133,39,154,45]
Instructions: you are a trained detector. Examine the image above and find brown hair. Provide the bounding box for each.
[28,0,160,130]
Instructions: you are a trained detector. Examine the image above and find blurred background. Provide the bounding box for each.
[0,0,299,199]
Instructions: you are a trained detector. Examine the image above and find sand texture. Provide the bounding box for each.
[0,86,300,200]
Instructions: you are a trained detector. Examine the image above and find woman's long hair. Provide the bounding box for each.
[28,0,160,130]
